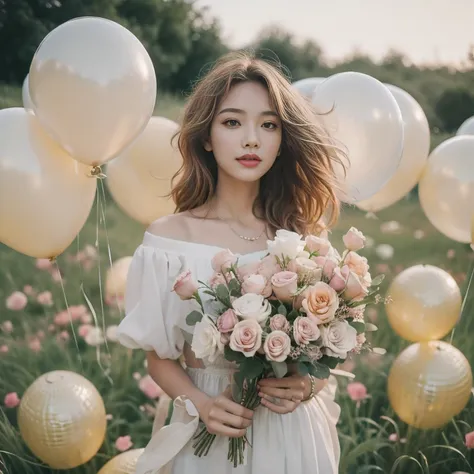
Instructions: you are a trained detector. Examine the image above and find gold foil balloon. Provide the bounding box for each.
[419,136,474,243]
[457,116,474,136]
[106,116,181,225]
[0,108,96,259]
[18,371,107,469]
[312,72,404,203]
[29,17,156,167]
[357,84,430,212]
[98,449,145,474]
[386,265,461,342]
[105,256,133,303]
[388,341,472,429]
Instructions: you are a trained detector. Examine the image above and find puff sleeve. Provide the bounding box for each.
[117,244,186,360]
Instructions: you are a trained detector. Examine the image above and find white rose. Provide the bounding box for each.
[320,320,357,359]
[191,315,224,363]
[232,293,272,325]
[267,229,306,260]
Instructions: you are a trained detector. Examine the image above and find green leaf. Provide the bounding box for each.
[277,304,287,316]
[224,345,247,363]
[308,361,330,379]
[318,355,343,369]
[228,279,241,294]
[297,361,310,376]
[271,361,288,378]
[287,309,299,321]
[371,274,385,286]
[186,310,203,326]
[239,357,264,380]
[349,320,366,334]
[215,284,229,300]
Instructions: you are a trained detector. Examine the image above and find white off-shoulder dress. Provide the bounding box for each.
[117,232,341,474]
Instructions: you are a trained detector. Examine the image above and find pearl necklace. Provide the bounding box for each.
[217,214,266,242]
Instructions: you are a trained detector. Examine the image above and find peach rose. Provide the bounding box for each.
[271,271,298,302]
[217,309,238,333]
[211,249,237,273]
[241,274,267,295]
[344,251,369,278]
[305,235,331,256]
[301,282,339,325]
[172,270,199,300]
[329,267,346,292]
[237,261,261,281]
[342,267,368,301]
[343,227,366,251]
[269,314,290,333]
[312,256,338,280]
[293,316,321,345]
[288,258,322,283]
[263,330,291,362]
[230,319,263,357]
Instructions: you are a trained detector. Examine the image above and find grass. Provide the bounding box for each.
[0,86,473,473]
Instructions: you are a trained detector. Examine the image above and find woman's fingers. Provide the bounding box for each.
[260,396,299,414]
[258,386,304,402]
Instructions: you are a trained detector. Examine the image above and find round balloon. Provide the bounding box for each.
[312,72,404,202]
[385,264,461,342]
[456,116,474,136]
[292,77,326,99]
[419,136,474,243]
[357,85,430,212]
[29,17,156,167]
[22,74,34,111]
[98,449,145,474]
[18,371,107,469]
[388,341,472,429]
[105,256,133,304]
[0,108,96,259]
[106,116,181,225]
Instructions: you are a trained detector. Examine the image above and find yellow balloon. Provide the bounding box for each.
[18,371,107,469]
[29,17,156,166]
[357,85,430,212]
[419,136,474,243]
[457,116,474,136]
[98,449,145,474]
[106,116,181,225]
[312,72,404,203]
[105,256,133,303]
[0,108,96,259]
[385,264,461,342]
[388,341,472,429]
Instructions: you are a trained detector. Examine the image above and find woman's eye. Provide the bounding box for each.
[224,119,239,127]
[263,122,278,130]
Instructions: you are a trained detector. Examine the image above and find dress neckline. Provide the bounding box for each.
[143,231,268,258]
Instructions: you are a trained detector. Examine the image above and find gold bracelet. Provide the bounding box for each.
[303,375,315,402]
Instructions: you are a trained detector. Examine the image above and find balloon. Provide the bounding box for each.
[456,116,474,136]
[29,17,156,167]
[388,341,472,429]
[357,85,430,212]
[292,77,326,99]
[385,265,461,342]
[312,72,404,202]
[98,449,145,474]
[18,371,107,469]
[419,136,474,243]
[0,108,96,259]
[106,116,181,225]
[105,256,133,304]
[22,75,34,111]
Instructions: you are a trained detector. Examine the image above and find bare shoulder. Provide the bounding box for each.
[146,213,190,240]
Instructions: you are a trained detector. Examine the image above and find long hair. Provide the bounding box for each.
[171,51,347,235]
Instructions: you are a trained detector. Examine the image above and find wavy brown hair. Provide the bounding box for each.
[171,51,346,235]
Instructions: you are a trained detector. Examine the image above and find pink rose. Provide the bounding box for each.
[288,258,322,282]
[172,270,199,300]
[388,433,407,443]
[343,227,366,251]
[36,291,53,306]
[1,320,13,334]
[269,314,290,333]
[329,267,346,291]
[29,338,41,352]
[69,305,88,321]
[271,271,298,302]
[211,249,237,273]
[4,392,20,408]
[23,285,36,296]
[312,256,337,279]
[36,258,53,271]
[305,235,331,256]
[54,310,70,326]
[115,435,133,452]
[237,261,260,281]
[208,272,226,289]
[344,251,369,278]
[58,331,70,342]
[293,316,321,345]
[465,431,474,449]
[6,291,27,311]
[229,319,263,357]
[81,312,92,324]
[258,255,281,279]
[347,382,368,401]
[139,374,164,399]
[241,274,267,295]
[301,282,339,325]
[263,330,291,362]
[321,320,357,358]
[342,267,368,301]
[0,345,9,353]
[78,324,93,338]
[217,309,238,333]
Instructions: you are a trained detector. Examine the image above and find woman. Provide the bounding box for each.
[117,51,345,474]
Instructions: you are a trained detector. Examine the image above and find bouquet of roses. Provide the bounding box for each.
[172,227,384,466]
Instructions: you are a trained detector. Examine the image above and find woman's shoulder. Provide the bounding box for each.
[146,213,191,240]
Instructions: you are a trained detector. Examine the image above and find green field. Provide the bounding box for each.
[1,89,473,474]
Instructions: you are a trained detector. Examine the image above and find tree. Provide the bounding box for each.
[435,88,474,132]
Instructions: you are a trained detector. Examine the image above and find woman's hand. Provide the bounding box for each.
[196,387,254,438]
[257,374,328,414]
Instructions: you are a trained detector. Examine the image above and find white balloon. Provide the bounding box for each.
[456,116,474,136]
[292,77,326,99]
[22,75,34,111]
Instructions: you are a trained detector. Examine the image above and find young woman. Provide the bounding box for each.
[117,52,345,474]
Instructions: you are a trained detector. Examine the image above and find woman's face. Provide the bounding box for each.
[205,81,282,183]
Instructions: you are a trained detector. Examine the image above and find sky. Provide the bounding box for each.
[196,0,474,67]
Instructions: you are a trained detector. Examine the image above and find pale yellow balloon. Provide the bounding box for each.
[29,17,156,166]
[388,341,472,429]
[106,116,181,225]
[0,108,96,259]
[357,84,430,212]
[419,136,474,243]
[18,371,107,469]
[22,74,34,111]
[312,72,404,203]
[98,449,145,474]
[456,116,474,136]
[105,256,133,302]
[386,264,461,342]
